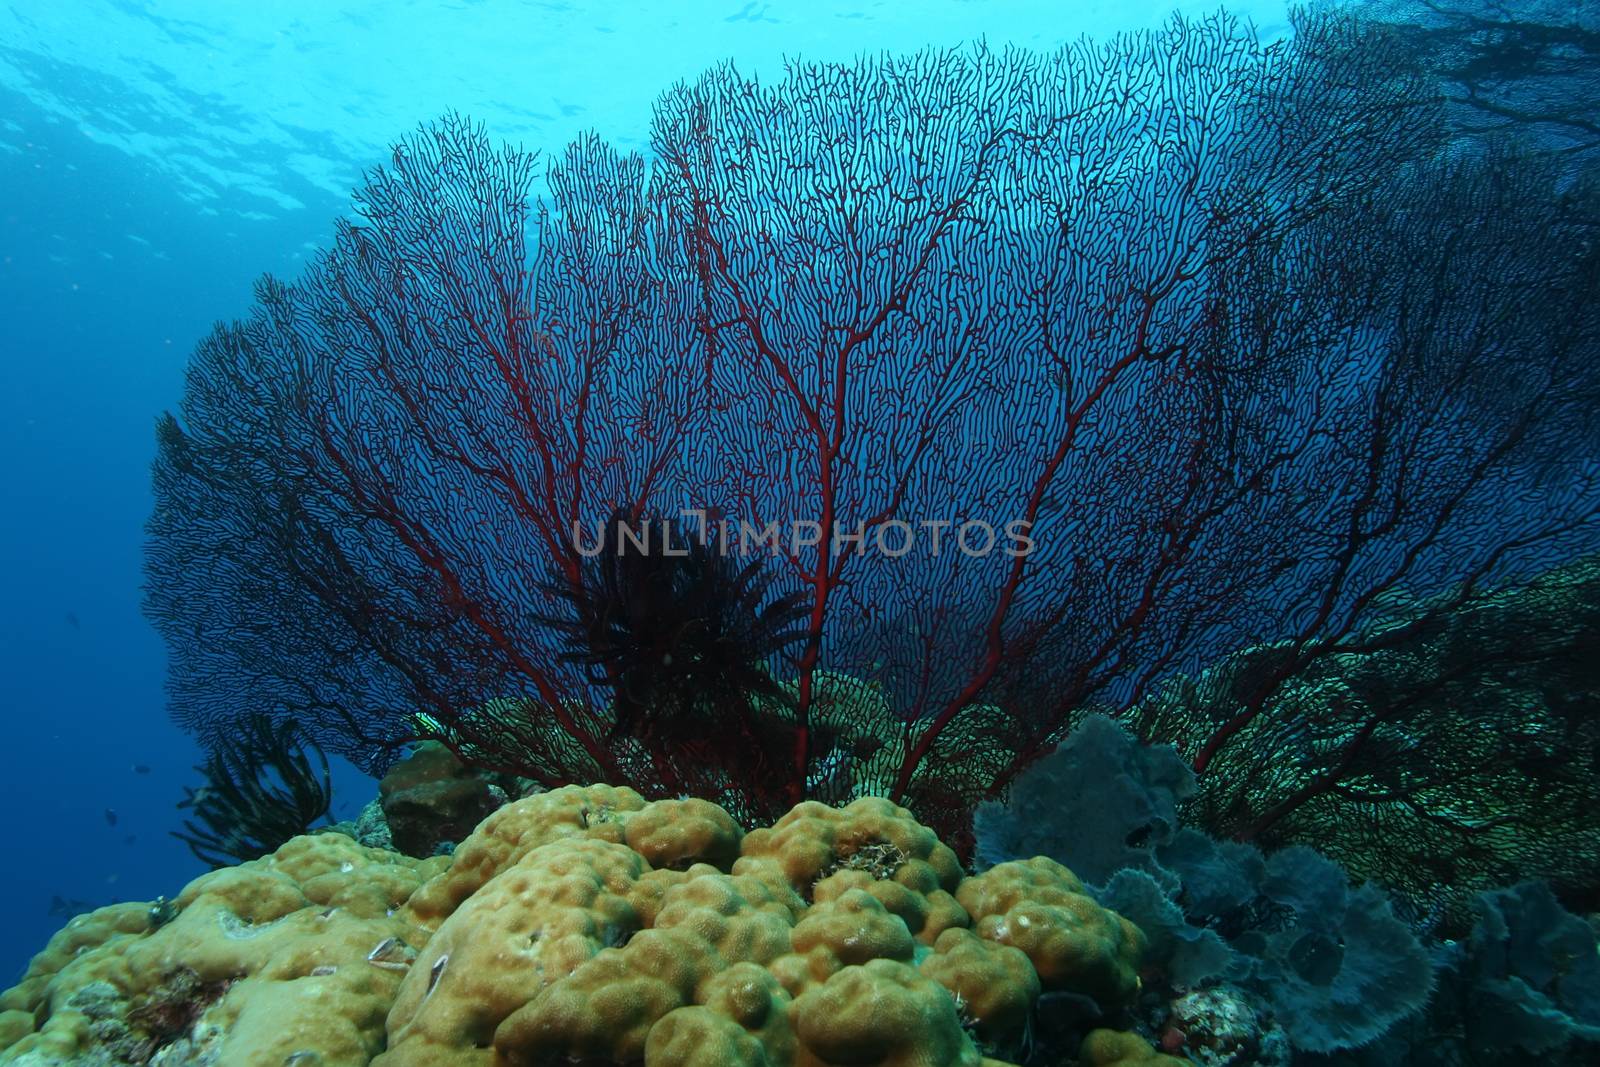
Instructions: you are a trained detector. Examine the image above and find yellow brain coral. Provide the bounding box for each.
[956,857,1146,1006]
[1079,1028,1191,1066]
[0,787,1148,1067]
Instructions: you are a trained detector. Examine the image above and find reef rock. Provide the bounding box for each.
[377,742,512,857]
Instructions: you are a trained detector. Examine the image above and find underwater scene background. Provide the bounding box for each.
[2,1,1598,1065]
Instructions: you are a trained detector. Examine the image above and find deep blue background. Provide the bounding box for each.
[0,0,1285,981]
[0,97,352,978]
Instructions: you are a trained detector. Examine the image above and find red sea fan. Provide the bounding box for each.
[144,12,1600,846]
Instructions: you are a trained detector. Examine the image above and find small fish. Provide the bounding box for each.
[132,764,151,775]
[65,611,80,630]
[103,808,118,827]
[48,895,99,918]
[849,737,886,760]
[123,834,137,845]
[177,785,214,810]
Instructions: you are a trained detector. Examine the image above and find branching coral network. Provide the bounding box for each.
[146,7,1600,849]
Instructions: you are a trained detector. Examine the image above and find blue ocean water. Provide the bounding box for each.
[0,0,1289,986]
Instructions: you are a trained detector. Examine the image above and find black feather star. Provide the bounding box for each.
[541,509,810,741]
[173,714,333,867]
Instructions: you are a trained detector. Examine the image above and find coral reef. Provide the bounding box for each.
[1452,881,1600,1054]
[377,743,519,857]
[1131,554,1600,924]
[0,834,441,1065]
[974,714,1195,885]
[1148,837,1433,1053]
[1331,881,1600,1065]
[1077,1028,1188,1066]
[1155,987,1290,1067]
[339,798,396,852]
[0,788,1168,1066]
[980,715,1434,1055]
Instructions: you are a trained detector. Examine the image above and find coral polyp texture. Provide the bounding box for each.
[0,788,1154,1066]
[0,834,441,1065]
